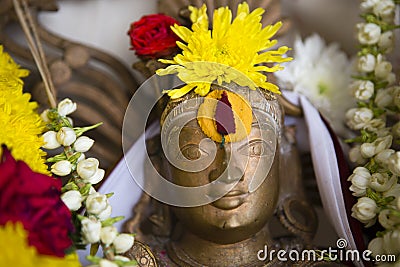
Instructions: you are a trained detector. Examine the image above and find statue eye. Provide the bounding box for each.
[180,144,209,160]
[238,139,272,157]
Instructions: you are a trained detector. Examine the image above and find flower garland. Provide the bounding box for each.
[0,45,48,174]
[345,0,400,262]
[0,47,80,266]
[41,99,137,267]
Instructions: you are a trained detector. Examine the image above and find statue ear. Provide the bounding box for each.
[276,126,317,244]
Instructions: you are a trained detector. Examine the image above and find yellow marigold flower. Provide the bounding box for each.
[0,45,48,174]
[156,2,292,99]
[0,222,81,267]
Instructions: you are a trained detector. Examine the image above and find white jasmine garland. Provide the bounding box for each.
[51,160,72,176]
[42,131,61,149]
[364,118,386,132]
[61,190,82,211]
[56,127,77,146]
[384,184,400,198]
[57,98,77,117]
[357,23,381,45]
[113,234,134,254]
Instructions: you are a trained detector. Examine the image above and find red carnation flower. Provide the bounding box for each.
[0,147,73,257]
[128,14,180,59]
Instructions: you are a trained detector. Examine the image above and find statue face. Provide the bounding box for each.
[166,116,279,244]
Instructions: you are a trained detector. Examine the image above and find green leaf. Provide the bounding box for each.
[46,153,67,163]
[79,184,92,196]
[62,181,79,193]
[86,255,101,264]
[101,216,124,227]
[74,122,103,137]
[68,152,82,164]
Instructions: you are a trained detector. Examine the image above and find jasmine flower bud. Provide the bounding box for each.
[369,173,396,192]
[373,0,395,22]
[81,217,101,244]
[97,204,112,221]
[40,109,51,123]
[357,54,376,72]
[378,31,394,52]
[73,136,94,153]
[346,107,373,130]
[86,192,109,215]
[379,209,400,229]
[357,23,381,45]
[375,149,395,167]
[77,158,99,179]
[368,237,384,257]
[348,167,371,196]
[349,146,368,165]
[113,234,134,254]
[100,226,118,245]
[392,122,400,138]
[375,59,392,80]
[361,136,392,158]
[57,98,77,117]
[42,131,61,149]
[351,80,374,100]
[57,127,77,146]
[61,190,82,211]
[360,0,379,13]
[351,197,378,227]
[51,160,72,176]
[99,259,118,267]
[388,152,400,176]
[375,88,393,108]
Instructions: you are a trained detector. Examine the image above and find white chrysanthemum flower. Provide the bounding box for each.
[275,34,354,136]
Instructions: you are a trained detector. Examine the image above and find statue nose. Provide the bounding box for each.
[208,145,245,184]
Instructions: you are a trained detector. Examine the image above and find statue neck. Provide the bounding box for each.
[167,223,275,267]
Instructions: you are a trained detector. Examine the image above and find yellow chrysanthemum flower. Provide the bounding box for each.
[156,2,292,99]
[0,45,48,174]
[0,222,81,267]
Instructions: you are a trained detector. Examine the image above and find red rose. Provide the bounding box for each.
[128,14,180,59]
[0,147,73,257]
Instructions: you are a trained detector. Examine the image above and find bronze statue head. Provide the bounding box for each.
[159,83,282,245]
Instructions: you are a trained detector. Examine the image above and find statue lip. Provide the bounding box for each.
[211,190,248,210]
